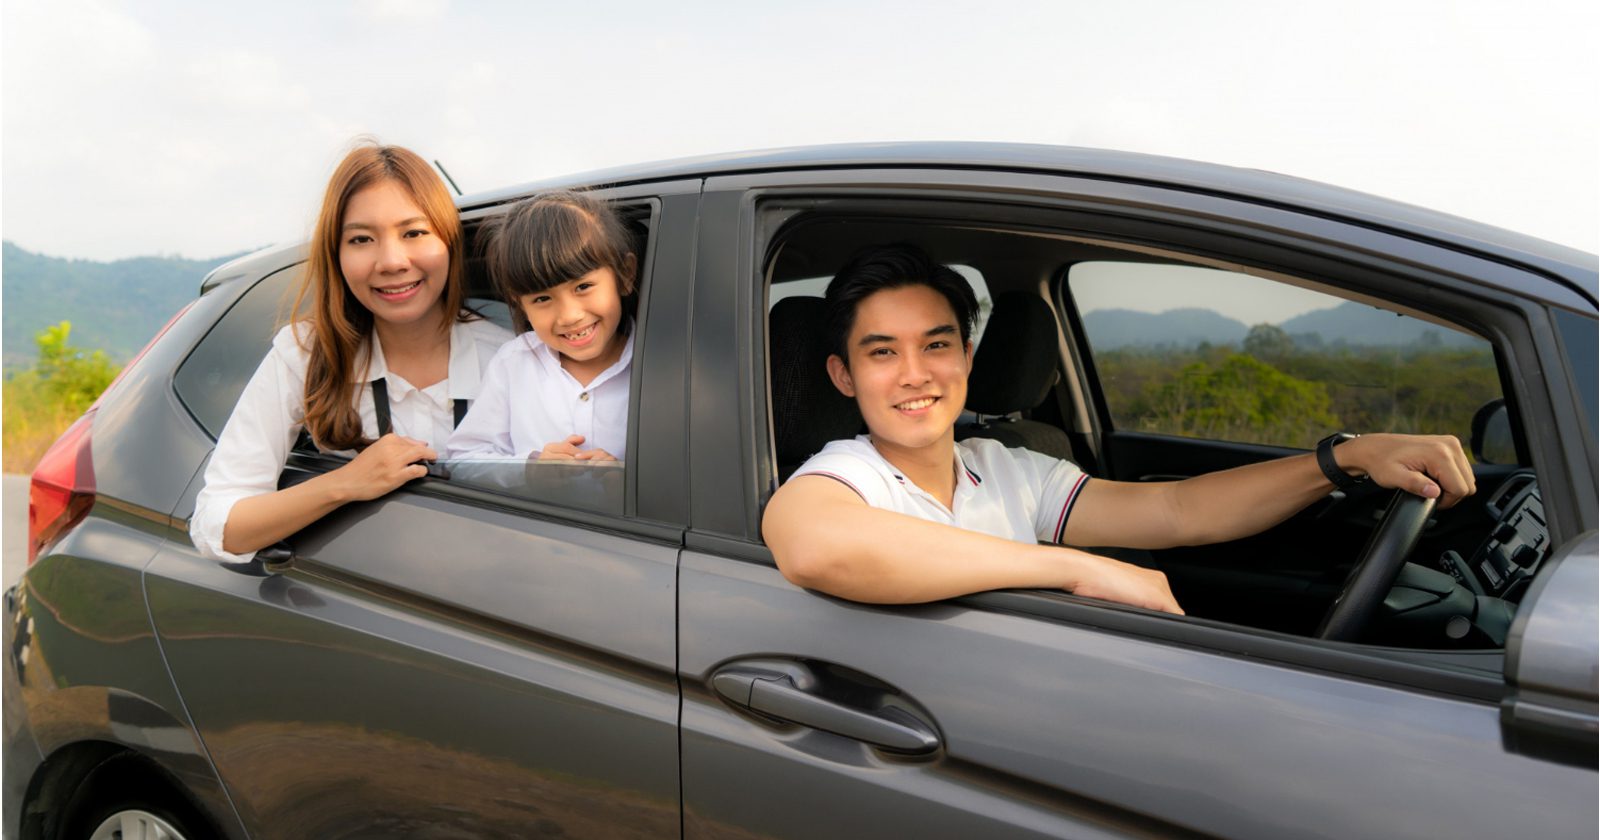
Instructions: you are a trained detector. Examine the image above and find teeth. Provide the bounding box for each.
[898,397,935,410]
[564,324,596,340]
[377,280,421,295]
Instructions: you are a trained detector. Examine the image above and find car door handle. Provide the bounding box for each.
[711,664,941,755]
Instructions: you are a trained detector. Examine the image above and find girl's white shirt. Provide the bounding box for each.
[445,328,634,462]
[190,316,513,563]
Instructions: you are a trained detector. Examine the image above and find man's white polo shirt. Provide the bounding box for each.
[790,435,1090,544]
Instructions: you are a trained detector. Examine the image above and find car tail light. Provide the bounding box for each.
[26,299,196,566]
[28,413,96,566]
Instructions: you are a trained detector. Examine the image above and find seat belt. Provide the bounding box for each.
[369,379,468,437]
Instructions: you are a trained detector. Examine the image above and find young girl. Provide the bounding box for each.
[446,191,637,462]
[190,142,512,562]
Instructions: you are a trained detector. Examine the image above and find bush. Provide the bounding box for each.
[2,322,121,473]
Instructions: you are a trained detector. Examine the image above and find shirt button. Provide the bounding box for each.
[579,391,590,402]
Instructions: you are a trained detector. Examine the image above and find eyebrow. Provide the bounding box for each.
[342,216,429,231]
[856,324,958,347]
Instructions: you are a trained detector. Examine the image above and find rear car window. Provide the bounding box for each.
[174,264,304,438]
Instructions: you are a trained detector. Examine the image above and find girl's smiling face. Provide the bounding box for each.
[520,262,633,385]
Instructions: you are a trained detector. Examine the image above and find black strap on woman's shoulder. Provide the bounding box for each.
[371,380,392,437]
[371,379,468,436]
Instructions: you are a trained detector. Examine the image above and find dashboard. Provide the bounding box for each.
[1442,471,1546,601]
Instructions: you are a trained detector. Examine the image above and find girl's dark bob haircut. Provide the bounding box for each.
[482,190,638,334]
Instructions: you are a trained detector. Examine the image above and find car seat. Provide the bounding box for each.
[769,296,863,482]
[958,291,1074,460]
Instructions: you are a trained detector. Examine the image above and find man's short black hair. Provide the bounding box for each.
[823,242,979,363]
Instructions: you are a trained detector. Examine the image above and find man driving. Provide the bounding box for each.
[762,243,1475,613]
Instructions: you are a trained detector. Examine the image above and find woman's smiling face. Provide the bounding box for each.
[338,179,450,328]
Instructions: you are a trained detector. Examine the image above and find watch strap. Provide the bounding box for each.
[1317,433,1365,491]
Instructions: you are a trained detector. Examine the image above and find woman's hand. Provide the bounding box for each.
[574,448,618,462]
[332,433,437,502]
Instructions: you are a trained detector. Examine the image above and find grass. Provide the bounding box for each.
[2,377,87,474]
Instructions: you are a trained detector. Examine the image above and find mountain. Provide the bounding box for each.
[1080,307,1250,349]
[1279,302,1481,348]
[1081,302,1481,350]
[2,241,250,368]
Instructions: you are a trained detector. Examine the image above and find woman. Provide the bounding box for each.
[190,142,512,561]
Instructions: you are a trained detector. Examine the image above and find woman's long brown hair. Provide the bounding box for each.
[292,142,466,451]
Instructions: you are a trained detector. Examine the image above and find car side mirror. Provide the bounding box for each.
[1470,398,1516,465]
[1501,532,1598,768]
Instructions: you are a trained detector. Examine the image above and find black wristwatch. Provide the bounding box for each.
[1316,432,1367,491]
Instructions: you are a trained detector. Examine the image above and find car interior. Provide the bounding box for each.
[760,203,1547,653]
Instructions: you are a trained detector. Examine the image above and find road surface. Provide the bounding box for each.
[4,474,27,590]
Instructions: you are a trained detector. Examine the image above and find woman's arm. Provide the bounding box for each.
[1063,433,1474,550]
[190,330,437,561]
[763,474,1182,612]
[219,434,437,555]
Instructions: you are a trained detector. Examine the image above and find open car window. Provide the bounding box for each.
[758,198,1550,661]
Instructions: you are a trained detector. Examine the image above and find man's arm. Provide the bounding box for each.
[763,474,1182,612]
[1064,433,1474,550]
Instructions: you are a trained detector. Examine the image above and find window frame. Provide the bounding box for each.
[695,167,1590,700]
[189,183,700,544]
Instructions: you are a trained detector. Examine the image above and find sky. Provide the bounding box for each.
[2,0,1597,288]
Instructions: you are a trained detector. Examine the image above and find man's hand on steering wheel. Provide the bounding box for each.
[1331,433,1477,508]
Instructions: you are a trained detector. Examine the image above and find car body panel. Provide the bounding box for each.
[677,551,1596,839]
[144,486,681,838]
[7,515,248,839]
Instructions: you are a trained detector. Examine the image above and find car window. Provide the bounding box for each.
[1069,261,1504,450]
[174,264,306,438]
[436,201,658,517]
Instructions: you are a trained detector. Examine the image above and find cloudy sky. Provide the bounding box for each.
[2,0,1596,263]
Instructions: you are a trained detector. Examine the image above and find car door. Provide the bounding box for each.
[674,170,1596,839]
[145,183,699,839]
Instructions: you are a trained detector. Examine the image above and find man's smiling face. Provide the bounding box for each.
[827,284,973,457]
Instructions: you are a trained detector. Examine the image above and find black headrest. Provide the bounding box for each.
[770,296,863,467]
[966,292,1060,415]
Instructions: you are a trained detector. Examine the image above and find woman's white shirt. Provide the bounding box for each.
[190,316,512,563]
[446,329,634,461]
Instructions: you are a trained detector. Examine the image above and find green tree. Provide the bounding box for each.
[1143,353,1338,447]
[1242,323,1293,361]
[7,321,120,418]
[4,321,123,471]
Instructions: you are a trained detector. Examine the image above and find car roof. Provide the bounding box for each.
[464,142,1597,305]
[207,143,1595,306]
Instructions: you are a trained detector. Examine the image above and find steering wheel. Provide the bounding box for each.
[1316,491,1437,641]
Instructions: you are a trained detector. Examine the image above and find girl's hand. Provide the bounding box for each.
[536,435,587,460]
[574,448,618,462]
[334,433,437,501]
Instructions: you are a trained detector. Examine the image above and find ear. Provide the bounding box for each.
[826,354,856,398]
[618,253,638,295]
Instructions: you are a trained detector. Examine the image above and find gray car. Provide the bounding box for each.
[6,143,1596,840]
